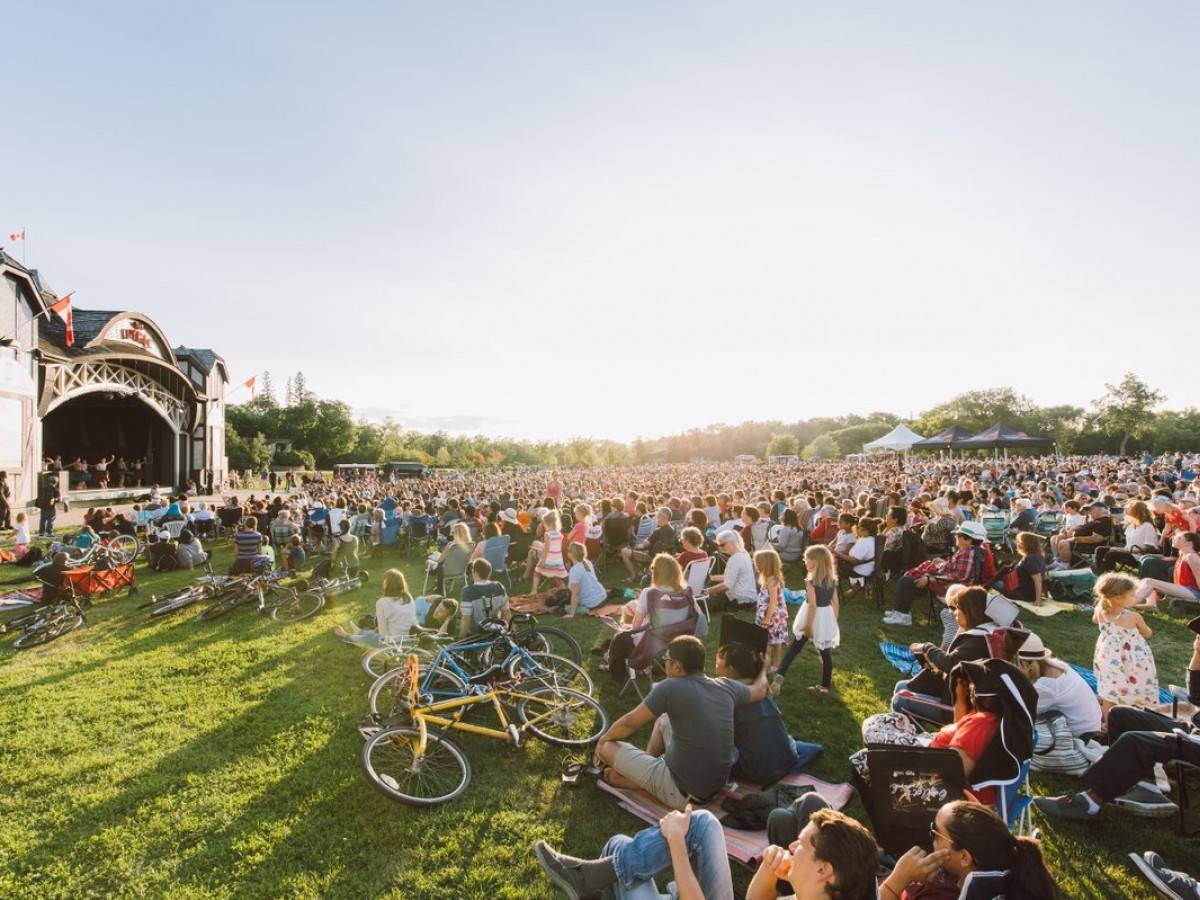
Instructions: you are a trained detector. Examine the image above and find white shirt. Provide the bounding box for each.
[848,537,876,576]
[1035,665,1102,738]
[376,596,418,638]
[721,551,757,603]
[1124,521,1158,552]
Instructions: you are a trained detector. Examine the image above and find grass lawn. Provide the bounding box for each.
[1,541,1194,898]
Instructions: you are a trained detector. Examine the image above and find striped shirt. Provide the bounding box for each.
[233,529,264,559]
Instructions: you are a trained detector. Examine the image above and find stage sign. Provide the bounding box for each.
[105,319,166,358]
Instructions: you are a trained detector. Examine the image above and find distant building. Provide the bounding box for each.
[0,251,228,504]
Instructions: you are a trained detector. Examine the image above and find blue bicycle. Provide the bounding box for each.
[366,620,594,723]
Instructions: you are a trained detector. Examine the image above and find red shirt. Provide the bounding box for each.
[676,549,708,571]
[930,711,999,805]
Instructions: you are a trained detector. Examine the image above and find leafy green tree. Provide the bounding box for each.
[434,446,451,466]
[823,422,892,455]
[1094,373,1164,455]
[274,448,315,468]
[801,434,840,460]
[766,433,800,458]
[915,388,1036,436]
[247,433,272,472]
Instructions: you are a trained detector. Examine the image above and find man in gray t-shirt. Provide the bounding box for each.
[593,635,768,810]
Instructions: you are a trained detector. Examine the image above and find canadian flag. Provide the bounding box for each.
[244,376,256,404]
[49,293,75,347]
[8,229,24,242]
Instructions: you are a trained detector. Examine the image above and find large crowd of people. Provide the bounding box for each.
[216,450,1192,898]
[22,449,1200,898]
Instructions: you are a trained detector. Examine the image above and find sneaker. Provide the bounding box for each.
[881,611,902,623]
[885,613,913,627]
[1047,560,1069,572]
[1129,851,1200,900]
[1033,793,1100,821]
[1114,785,1178,818]
[534,840,598,900]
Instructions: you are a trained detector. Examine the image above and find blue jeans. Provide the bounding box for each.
[601,809,734,900]
[890,678,952,725]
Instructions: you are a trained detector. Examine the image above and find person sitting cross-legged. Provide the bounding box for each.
[592,635,767,811]
[534,803,880,900]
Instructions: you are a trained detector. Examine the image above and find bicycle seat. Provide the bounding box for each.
[478,620,507,636]
[467,664,505,686]
[510,612,537,626]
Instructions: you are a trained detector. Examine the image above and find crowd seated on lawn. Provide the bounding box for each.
[171,452,1200,895]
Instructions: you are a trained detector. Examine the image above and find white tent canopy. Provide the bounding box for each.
[863,424,926,453]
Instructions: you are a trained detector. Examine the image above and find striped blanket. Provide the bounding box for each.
[596,773,854,866]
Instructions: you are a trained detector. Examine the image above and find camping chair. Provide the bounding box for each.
[1174,759,1200,837]
[482,535,512,590]
[597,516,632,576]
[405,517,437,558]
[682,557,714,620]
[162,520,186,540]
[980,511,1011,552]
[1034,511,1062,539]
[378,519,401,550]
[615,587,699,699]
[423,549,470,597]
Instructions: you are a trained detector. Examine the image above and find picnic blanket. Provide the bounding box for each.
[0,588,39,606]
[1014,599,1077,617]
[505,593,553,614]
[881,641,922,677]
[587,602,628,619]
[597,772,855,866]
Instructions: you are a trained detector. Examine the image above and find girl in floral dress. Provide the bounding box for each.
[532,509,568,593]
[754,548,788,674]
[1093,572,1158,723]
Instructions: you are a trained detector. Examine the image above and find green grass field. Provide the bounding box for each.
[1,543,1194,898]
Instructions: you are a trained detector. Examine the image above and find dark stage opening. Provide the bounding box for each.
[43,394,176,489]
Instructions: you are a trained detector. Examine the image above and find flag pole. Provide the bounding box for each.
[0,292,71,346]
[21,226,26,267]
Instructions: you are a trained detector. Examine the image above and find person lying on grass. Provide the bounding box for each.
[332,568,457,648]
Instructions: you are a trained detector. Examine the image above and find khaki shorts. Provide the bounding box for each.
[611,717,689,811]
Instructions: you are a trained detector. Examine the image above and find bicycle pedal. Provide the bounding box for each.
[508,723,521,747]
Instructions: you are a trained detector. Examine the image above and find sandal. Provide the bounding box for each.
[808,685,829,693]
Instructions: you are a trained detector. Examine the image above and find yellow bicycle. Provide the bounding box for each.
[361,655,609,806]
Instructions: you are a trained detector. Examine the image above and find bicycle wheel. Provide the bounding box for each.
[271,590,324,623]
[361,644,435,680]
[13,624,54,649]
[505,651,594,696]
[107,534,139,565]
[368,664,467,719]
[514,626,582,665]
[361,726,471,807]
[517,686,609,747]
[195,596,243,622]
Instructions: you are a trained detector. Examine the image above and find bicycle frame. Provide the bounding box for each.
[403,655,573,752]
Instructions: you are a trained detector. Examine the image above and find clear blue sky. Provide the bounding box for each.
[5,2,1198,441]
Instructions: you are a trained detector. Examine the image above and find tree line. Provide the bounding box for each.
[225,371,1191,472]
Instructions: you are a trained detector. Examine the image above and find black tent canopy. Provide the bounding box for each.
[911,425,974,450]
[955,422,1054,451]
